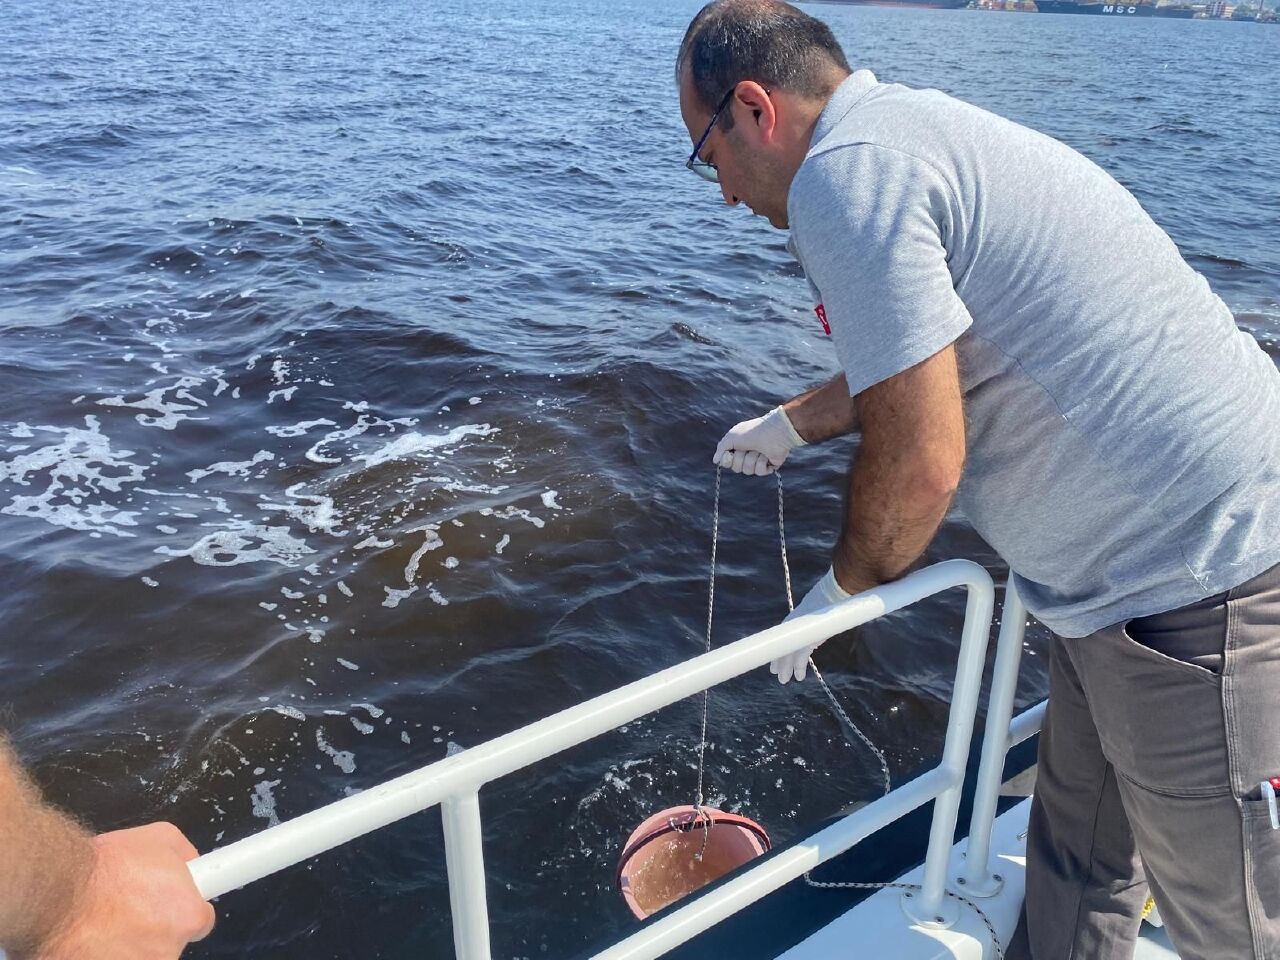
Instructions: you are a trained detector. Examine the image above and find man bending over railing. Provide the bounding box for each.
[675,2,1280,957]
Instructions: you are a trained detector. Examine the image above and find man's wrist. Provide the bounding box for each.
[777,401,813,445]
[831,545,879,597]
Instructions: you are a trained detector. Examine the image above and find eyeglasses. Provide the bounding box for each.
[685,86,736,183]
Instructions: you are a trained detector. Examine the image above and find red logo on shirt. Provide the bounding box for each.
[815,304,831,336]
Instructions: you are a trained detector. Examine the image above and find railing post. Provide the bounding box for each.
[958,577,1027,897]
[442,791,492,960]
[901,566,995,928]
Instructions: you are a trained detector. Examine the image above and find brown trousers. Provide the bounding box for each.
[1009,563,1280,959]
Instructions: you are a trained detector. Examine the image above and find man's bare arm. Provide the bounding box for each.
[0,739,215,959]
[831,346,965,594]
[0,740,94,956]
[781,373,860,443]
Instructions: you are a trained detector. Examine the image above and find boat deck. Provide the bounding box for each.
[781,798,1179,960]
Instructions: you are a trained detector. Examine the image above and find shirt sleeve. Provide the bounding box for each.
[788,144,973,398]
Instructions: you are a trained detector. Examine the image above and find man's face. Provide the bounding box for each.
[679,72,793,229]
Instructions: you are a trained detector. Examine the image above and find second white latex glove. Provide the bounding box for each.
[771,567,851,684]
[713,406,806,476]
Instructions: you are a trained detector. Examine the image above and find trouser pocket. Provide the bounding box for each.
[1070,621,1229,796]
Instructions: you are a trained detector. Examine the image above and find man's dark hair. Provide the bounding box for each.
[677,0,851,130]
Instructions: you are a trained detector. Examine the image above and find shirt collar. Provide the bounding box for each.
[809,69,879,149]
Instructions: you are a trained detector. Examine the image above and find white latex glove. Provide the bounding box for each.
[712,406,806,476]
[770,567,851,684]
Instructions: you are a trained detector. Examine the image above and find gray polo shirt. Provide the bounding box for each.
[787,70,1280,638]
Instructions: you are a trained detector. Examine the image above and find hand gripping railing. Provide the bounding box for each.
[187,559,997,960]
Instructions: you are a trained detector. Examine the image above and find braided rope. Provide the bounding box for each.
[694,465,1004,958]
[691,467,723,861]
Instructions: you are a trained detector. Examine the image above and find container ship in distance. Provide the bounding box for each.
[1035,0,1197,13]
[1035,0,1154,12]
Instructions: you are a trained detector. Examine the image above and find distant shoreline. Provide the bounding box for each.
[800,0,1276,20]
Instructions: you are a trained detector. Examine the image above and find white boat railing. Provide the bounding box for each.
[187,558,1043,959]
[960,577,1033,897]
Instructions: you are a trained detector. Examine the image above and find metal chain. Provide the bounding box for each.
[695,466,1004,959]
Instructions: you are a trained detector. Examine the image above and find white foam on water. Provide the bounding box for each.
[141,576,159,587]
[404,525,443,583]
[354,703,384,718]
[0,416,147,537]
[495,534,511,555]
[401,731,411,744]
[351,718,374,735]
[468,397,482,405]
[445,741,464,757]
[281,586,304,599]
[157,524,178,534]
[443,556,458,569]
[267,418,337,438]
[383,586,416,608]
[261,483,344,535]
[486,505,545,529]
[305,419,369,464]
[97,376,208,430]
[541,490,561,510]
[271,705,305,721]
[156,520,314,567]
[303,414,415,465]
[354,535,393,550]
[426,584,449,606]
[353,423,497,470]
[186,450,274,482]
[251,779,282,826]
[414,476,509,496]
[336,580,353,598]
[267,387,297,404]
[337,658,359,671]
[315,727,355,773]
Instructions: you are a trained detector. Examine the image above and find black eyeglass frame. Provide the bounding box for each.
[684,86,737,183]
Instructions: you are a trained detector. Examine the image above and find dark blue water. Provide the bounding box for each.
[1,0,1276,956]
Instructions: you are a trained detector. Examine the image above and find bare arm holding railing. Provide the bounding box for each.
[0,739,214,960]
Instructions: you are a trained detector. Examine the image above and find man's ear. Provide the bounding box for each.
[731,81,777,144]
